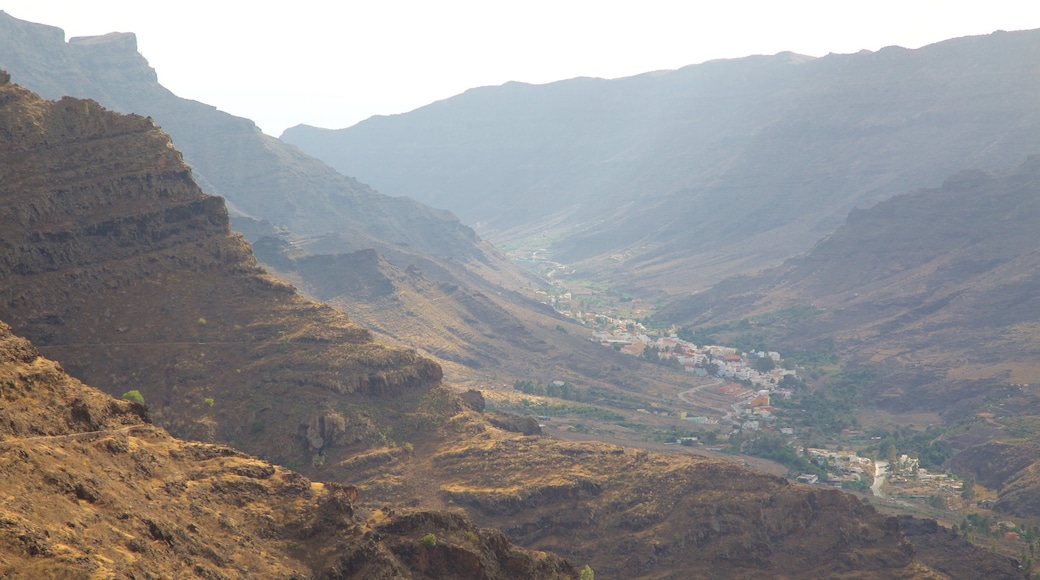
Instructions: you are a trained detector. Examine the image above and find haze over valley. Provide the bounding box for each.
[1,7,1039,578]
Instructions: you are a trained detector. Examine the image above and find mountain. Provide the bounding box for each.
[0,72,1003,578]
[0,317,576,579]
[283,28,1040,294]
[0,10,613,390]
[0,70,440,466]
[657,157,1040,416]
[0,10,481,262]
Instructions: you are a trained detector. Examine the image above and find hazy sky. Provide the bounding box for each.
[5,1,1040,136]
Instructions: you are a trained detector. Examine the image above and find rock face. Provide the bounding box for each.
[0,319,576,579]
[0,76,441,467]
[283,28,1040,294]
[896,517,1026,579]
[0,10,482,263]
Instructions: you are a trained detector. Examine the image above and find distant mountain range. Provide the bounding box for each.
[284,28,1040,294]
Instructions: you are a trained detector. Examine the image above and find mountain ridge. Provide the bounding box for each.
[283,28,1040,293]
[658,155,1040,423]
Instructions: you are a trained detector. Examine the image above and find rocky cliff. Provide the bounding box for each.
[0,319,575,579]
[0,73,441,467]
[0,10,482,263]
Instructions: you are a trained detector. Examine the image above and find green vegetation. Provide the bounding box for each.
[999,416,1040,439]
[843,479,869,492]
[730,431,822,476]
[514,379,585,401]
[653,426,718,445]
[204,397,215,407]
[642,345,660,363]
[677,306,822,352]
[752,356,776,372]
[420,533,437,548]
[512,398,625,422]
[859,424,949,469]
[581,564,595,580]
[121,389,145,404]
[773,369,876,435]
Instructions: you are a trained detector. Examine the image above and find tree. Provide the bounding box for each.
[122,389,145,404]
[753,356,776,372]
[642,346,660,363]
[420,533,437,548]
[580,564,595,580]
[961,478,976,501]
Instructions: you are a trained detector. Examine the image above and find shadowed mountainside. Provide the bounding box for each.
[0,73,1005,578]
[658,157,1040,415]
[284,28,1040,295]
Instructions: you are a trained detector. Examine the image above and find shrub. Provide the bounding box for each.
[420,533,437,548]
[121,390,145,404]
[581,564,595,580]
[203,397,215,407]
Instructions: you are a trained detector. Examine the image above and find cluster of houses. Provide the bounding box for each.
[797,448,872,488]
[591,328,797,387]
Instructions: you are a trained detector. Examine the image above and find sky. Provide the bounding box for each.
[4,1,1040,136]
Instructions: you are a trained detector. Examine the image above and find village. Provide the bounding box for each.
[527,282,980,515]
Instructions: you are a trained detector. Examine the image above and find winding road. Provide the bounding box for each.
[677,376,731,417]
[871,460,889,498]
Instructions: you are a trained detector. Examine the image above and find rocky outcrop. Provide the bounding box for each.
[897,516,1025,579]
[0,11,484,264]
[0,76,441,467]
[0,319,574,579]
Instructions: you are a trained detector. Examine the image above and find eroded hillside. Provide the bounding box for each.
[660,157,1040,414]
[0,318,576,578]
[0,73,441,468]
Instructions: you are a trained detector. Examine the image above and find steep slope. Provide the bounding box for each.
[284,28,1040,293]
[0,11,614,391]
[0,72,442,468]
[0,319,576,579]
[658,156,1040,413]
[0,73,997,578]
[0,10,481,262]
[250,236,660,392]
